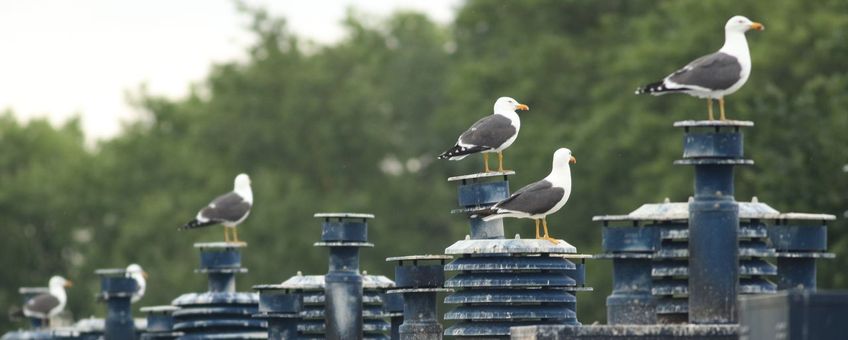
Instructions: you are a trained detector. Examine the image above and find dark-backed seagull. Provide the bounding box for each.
[483,148,576,243]
[438,97,529,172]
[126,264,147,303]
[180,173,253,243]
[635,16,764,120]
[23,276,72,323]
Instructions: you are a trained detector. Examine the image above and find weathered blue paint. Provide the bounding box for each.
[170,243,265,339]
[387,255,451,340]
[739,290,848,340]
[677,121,752,324]
[95,268,138,340]
[139,306,181,339]
[252,286,302,340]
[448,171,514,240]
[315,213,373,340]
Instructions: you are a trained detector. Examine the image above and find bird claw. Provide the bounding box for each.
[538,236,560,245]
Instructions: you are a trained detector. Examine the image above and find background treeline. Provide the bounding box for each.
[1,0,846,330]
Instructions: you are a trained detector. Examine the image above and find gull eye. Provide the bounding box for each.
[738,20,744,23]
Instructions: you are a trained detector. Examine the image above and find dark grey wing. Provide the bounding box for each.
[24,294,59,316]
[667,52,742,90]
[458,115,516,148]
[199,192,251,223]
[494,180,565,215]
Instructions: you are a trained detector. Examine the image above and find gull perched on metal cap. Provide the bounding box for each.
[180,173,253,243]
[23,276,72,324]
[438,97,529,173]
[635,16,765,120]
[482,148,576,243]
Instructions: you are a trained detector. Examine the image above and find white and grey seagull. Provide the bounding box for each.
[482,148,576,243]
[181,173,253,243]
[23,276,72,325]
[126,264,147,303]
[438,97,529,172]
[635,15,765,120]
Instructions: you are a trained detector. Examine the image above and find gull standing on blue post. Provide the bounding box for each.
[482,148,576,243]
[126,264,147,303]
[180,173,253,243]
[438,97,529,172]
[635,16,764,120]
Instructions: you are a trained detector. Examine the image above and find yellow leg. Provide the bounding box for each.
[707,98,714,121]
[497,151,506,172]
[534,219,541,239]
[483,153,490,172]
[540,218,559,244]
[224,228,230,243]
[232,228,240,243]
[719,97,726,121]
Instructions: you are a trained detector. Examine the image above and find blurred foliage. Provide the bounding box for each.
[1,0,846,331]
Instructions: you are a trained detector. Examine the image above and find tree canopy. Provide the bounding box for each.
[1,0,846,330]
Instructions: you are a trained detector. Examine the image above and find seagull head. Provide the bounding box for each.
[494,97,529,114]
[234,173,251,191]
[126,263,148,280]
[725,16,764,33]
[553,148,577,169]
[49,276,72,289]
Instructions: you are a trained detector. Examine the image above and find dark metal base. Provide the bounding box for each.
[510,324,738,340]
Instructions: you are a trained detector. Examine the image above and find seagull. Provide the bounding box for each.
[126,264,147,303]
[180,173,253,243]
[482,148,576,243]
[635,16,765,120]
[438,97,529,172]
[23,276,72,325]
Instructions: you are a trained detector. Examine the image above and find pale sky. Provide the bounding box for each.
[0,0,461,141]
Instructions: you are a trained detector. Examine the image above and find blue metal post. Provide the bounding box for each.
[769,214,835,290]
[596,219,658,324]
[96,268,139,340]
[170,242,265,338]
[139,306,181,339]
[675,120,753,324]
[314,212,375,340]
[252,285,302,340]
[449,171,514,239]
[382,292,404,340]
[387,255,452,340]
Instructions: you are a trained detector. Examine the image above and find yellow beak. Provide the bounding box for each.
[516,103,529,111]
[750,22,764,31]
[569,156,577,164]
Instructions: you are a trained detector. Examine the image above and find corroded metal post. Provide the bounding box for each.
[170,242,265,337]
[96,268,138,340]
[315,212,374,340]
[387,255,452,340]
[770,213,836,290]
[675,120,752,324]
[253,285,302,340]
[139,306,181,339]
[595,217,658,324]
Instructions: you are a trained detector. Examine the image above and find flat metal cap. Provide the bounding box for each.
[193,242,247,249]
[314,212,375,219]
[595,201,782,221]
[386,255,453,262]
[777,212,836,221]
[448,170,515,182]
[94,268,128,276]
[140,305,179,313]
[445,238,576,255]
[673,120,754,127]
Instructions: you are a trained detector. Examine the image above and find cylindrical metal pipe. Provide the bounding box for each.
[399,292,442,339]
[316,213,373,340]
[208,272,237,293]
[97,269,138,340]
[689,192,739,324]
[606,257,656,324]
[777,257,816,290]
